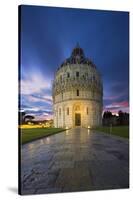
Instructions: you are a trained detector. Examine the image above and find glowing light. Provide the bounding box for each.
[40,139,44,145]
[28,143,34,150]
[46,137,50,144]
[66,130,69,135]
[88,126,91,129]
[19,124,43,129]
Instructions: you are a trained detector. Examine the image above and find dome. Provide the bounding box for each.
[60,44,96,68]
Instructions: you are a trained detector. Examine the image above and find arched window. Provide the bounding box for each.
[77,89,79,96]
[76,71,79,77]
[67,72,70,78]
[59,108,61,116]
[67,107,69,115]
[87,107,88,115]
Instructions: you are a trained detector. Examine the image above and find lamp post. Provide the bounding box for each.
[110,123,112,134]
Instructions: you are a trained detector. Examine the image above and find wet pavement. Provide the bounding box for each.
[20,128,129,195]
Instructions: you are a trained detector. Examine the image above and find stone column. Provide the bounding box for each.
[56,109,58,128]
[63,105,65,128]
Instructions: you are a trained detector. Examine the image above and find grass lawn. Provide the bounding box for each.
[94,126,129,139]
[20,127,66,144]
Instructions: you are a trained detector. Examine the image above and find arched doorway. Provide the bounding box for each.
[73,104,81,127]
[75,113,81,126]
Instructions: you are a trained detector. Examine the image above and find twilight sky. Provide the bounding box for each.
[20,5,129,120]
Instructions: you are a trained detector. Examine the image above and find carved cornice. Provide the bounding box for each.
[53,98,103,105]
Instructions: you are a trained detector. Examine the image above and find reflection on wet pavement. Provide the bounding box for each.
[21,127,129,195]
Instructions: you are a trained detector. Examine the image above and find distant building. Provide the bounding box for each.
[52,44,103,128]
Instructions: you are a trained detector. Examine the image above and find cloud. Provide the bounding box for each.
[103,92,128,101]
[35,114,53,121]
[21,104,53,120]
[30,94,52,104]
[104,101,129,114]
[19,69,54,120]
[103,81,129,103]
[20,71,52,95]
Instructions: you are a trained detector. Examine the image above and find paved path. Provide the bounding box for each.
[21,128,129,195]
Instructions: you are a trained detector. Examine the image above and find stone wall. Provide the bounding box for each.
[53,100,102,128]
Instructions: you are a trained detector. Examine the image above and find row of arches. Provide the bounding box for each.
[55,106,90,117]
[54,90,102,103]
[57,73,99,82]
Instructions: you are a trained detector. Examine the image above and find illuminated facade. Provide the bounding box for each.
[52,44,103,128]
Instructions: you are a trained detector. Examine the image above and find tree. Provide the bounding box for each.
[118,111,129,125]
[24,115,35,123]
[102,111,113,126]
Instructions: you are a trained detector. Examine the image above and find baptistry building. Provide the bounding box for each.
[52,44,103,128]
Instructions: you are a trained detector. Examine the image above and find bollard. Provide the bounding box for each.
[110,124,112,134]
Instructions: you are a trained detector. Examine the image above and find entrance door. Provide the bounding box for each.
[75,113,81,126]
